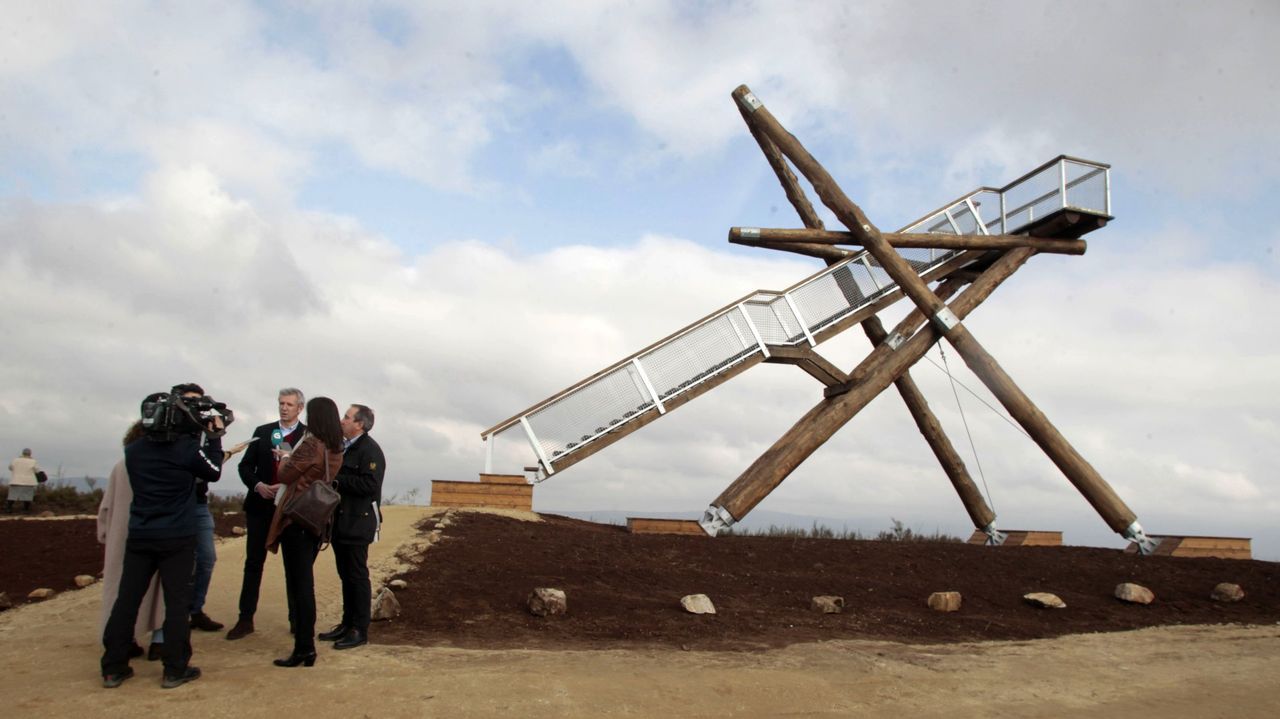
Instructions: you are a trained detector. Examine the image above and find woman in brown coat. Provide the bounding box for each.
[265,396,343,667]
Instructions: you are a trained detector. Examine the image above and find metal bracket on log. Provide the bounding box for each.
[1122,521,1161,555]
[980,523,1008,546]
[932,307,960,333]
[698,505,736,536]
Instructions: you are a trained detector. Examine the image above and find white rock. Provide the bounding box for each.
[680,594,716,615]
[371,587,401,620]
[28,588,56,600]
[1023,592,1066,609]
[389,579,408,590]
[1114,582,1155,605]
[810,595,845,614]
[74,575,97,588]
[1210,582,1244,602]
[527,587,568,617]
[231,526,246,536]
[927,591,962,612]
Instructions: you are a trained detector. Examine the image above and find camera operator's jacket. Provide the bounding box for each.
[124,435,223,539]
[333,432,386,544]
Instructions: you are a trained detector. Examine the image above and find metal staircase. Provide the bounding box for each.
[481,156,1110,479]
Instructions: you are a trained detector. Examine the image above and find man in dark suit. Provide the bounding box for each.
[318,403,386,649]
[225,387,306,641]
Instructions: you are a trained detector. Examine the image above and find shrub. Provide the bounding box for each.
[723,518,961,543]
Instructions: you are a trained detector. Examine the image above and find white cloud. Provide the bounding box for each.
[2,0,1279,559]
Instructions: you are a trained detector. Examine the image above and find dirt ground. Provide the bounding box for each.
[1,506,1278,717]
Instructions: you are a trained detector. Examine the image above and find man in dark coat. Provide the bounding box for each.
[225,388,306,640]
[102,388,224,689]
[318,403,386,649]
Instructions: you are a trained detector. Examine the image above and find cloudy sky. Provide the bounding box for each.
[3,1,1278,558]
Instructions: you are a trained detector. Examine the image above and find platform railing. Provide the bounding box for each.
[483,156,1110,476]
[901,156,1110,238]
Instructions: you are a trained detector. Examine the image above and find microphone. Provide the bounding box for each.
[271,428,283,447]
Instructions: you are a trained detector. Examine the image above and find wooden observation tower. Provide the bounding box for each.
[480,84,1163,555]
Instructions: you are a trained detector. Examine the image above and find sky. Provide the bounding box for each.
[2,1,1278,558]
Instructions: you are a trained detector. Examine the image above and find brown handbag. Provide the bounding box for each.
[282,444,339,539]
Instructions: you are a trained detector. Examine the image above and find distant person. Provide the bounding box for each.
[6,448,43,513]
[226,387,306,641]
[265,396,343,668]
[101,387,225,689]
[318,404,386,650]
[97,422,164,661]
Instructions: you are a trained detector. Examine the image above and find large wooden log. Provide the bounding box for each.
[728,227,1087,255]
[733,84,1139,536]
[711,248,1033,523]
[731,236,854,262]
[735,96,994,532]
[861,315,997,530]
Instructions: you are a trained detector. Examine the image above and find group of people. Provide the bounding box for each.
[97,386,386,689]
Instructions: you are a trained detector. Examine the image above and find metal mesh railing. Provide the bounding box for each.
[484,155,1110,475]
[903,157,1110,237]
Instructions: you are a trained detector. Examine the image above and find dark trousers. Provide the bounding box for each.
[102,535,196,677]
[238,510,294,623]
[333,542,371,631]
[279,524,319,654]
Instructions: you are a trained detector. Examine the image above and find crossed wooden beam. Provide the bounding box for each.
[699,85,1158,554]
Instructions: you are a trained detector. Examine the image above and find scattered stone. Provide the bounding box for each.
[389,579,409,590]
[680,594,716,615]
[1023,592,1065,609]
[371,587,401,621]
[1210,582,1245,603]
[527,587,568,617]
[1115,582,1155,605]
[810,595,844,614]
[28,588,56,600]
[231,526,246,536]
[74,575,97,588]
[927,591,962,612]
[0,592,12,611]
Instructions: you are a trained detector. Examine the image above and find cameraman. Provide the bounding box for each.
[101,387,225,690]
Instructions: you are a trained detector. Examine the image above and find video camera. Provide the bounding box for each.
[140,388,235,441]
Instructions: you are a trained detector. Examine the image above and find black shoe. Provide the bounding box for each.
[127,641,145,659]
[317,624,350,641]
[225,618,254,640]
[161,666,202,689]
[102,667,134,688]
[190,612,224,631]
[333,628,367,650]
[273,651,317,667]
[147,642,164,661]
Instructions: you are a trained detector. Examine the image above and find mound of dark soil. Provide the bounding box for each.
[383,512,1280,651]
[0,514,245,605]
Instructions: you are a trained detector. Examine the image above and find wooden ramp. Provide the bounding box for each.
[627,518,708,536]
[967,529,1063,547]
[430,473,533,511]
[1124,535,1251,560]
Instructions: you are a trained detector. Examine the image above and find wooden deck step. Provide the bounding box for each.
[626,518,708,536]
[479,473,527,485]
[1124,535,1252,560]
[430,478,533,511]
[967,529,1063,547]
